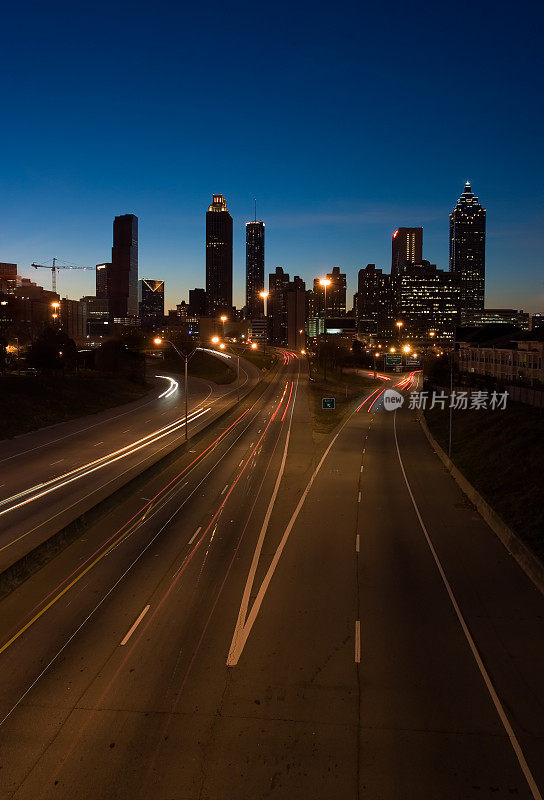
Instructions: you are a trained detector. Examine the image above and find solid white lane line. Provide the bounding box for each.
[120,605,150,646]
[227,372,301,666]
[189,527,201,545]
[355,620,361,663]
[356,534,360,553]
[393,412,543,800]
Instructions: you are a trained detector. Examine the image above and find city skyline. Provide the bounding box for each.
[3,179,542,315]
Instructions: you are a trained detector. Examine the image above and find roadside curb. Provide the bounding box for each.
[0,354,280,600]
[418,411,544,597]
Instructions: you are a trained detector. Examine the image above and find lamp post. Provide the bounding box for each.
[319,278,331,328]
[213,337,241,402]
[259,291,269,354]
[220,315,228,340]
[153,337,192,441]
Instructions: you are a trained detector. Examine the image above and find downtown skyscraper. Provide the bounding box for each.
[205,194,233,316]
[449,181,486,320]
[391,227,423,275]
[109,214,138,319]
[245,219,265,318]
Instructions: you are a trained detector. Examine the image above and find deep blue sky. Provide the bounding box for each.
[1,0,543,312]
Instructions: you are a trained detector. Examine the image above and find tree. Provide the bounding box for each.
[27,326,77,372]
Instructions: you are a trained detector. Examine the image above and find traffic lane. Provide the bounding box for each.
[0,356,293,707]
[0,375,214,495]
[0,366,263,571]
[393,403,544,791]
[0,364,297,798]
[176,390,363,799]
[0,357,292,655]
[355,403,535,798]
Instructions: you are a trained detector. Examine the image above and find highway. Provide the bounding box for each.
[0,352,261,574]
[0,356,543,798]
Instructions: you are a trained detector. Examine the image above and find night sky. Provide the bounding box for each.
[1,0,543,312]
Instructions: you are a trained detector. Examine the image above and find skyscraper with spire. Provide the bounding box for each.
[449,181,486,320]
[206,194,233,316]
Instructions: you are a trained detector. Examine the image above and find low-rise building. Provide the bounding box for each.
[458,326,544,385]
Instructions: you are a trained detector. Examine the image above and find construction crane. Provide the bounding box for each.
[31,258,95,293]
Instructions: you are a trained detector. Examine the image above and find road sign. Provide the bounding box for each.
[322,397,335,409]
[385,354,402,366]
[406,355,421,365]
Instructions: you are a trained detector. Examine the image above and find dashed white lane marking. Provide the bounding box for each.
[122,429,131,433]
[221,485,228,495]
[356,534,360,552]
[93,441,104,447]
[360,465,364,473]
[50,459,64,466]
[188,527,201,545]
[239,460,244,467]
[355,620,361,663]
[358,491,362,503]
[120,605,150,646]
[393,411,543,800]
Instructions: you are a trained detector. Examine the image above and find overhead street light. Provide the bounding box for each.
[153,336,194,440]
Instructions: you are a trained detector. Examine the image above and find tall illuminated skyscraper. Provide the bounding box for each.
[449,181,486,320]
[245,220,265,318]
[206,194,233,316]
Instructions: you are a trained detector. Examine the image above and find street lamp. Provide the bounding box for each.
[373,350,380,378]
[153,336,192,441]
[212,337,241,402]
[51,301,60,323]
[319,278,331,327]
[251,342,257,350]
[403,344,411,353]
[259,291,269,353]
[220,315,228,339]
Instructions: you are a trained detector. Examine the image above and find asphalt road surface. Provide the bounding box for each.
[0,353,261,572]
[0,357,542,799]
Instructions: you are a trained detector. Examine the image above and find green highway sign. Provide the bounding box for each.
[385,354,402,366]
[406,355,421,365]
[322,397,335,409]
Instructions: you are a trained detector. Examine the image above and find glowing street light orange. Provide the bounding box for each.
[211,336,220,344]
[251,342,257,350]
[153,337,162,345]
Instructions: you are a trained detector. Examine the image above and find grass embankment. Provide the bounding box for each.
[307,364,378,434]
[0,373,150,439]
[188,350,236,384]
[159,350,236,385]
[425,401,544,560]
[232,348,277,372]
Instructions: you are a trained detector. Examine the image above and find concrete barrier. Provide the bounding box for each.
[418,412,544,597]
